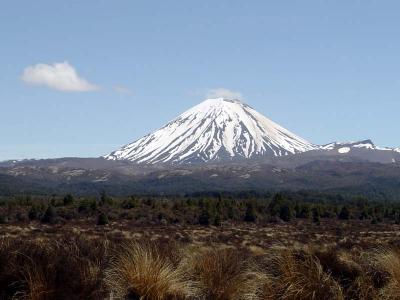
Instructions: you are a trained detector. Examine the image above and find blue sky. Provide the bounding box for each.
[1,1,399,160]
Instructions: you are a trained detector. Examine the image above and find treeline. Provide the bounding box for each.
[1,191,400,225]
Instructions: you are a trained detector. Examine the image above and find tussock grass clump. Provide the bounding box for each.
[180,246,269,300]
[105,241,198,300]
[0,237,108,300]
[371,248,400,299]
[315,249,379,300]
[264,249,344,300]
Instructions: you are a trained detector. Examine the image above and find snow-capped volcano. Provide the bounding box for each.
[105,98,317,164]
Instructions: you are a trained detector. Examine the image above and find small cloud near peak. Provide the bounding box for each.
[206,88,243,100]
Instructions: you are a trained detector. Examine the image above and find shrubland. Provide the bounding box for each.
[1,191,400,299]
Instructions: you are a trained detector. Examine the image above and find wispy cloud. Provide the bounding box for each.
[21,62,99,92]
[206,88,243,100]
[113,85,133,95]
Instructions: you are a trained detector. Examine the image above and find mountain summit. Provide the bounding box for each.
[105,98,317,164]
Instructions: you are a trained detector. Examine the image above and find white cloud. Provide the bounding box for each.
[21,62,99,92]
[113,85,133,95]
[206,88,243,100]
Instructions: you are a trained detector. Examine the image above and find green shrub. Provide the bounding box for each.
[214,214,222,226]
[312,208,321,225]
[63,194,74,206]
[279,205,293,222]
[0,214,8,224]
[42,205,57,224]
[97,213,109,225]
[198,208,211,225]
[339,206,350,220]
[244,202,256,222]
[122,197,138,209]
[28,206,41,220]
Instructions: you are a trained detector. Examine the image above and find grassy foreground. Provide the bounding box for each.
[1,234,400,300]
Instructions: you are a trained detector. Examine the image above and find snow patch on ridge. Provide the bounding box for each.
[338,147,351,154]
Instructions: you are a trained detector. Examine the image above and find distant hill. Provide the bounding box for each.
[1,158,399,199]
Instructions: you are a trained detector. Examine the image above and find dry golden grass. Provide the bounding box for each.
[3,230,400,300]
[17,263,50,300]
[0,237,108,300]
[264,249,344,300]
[0,240,52,300]
[371,248,400,300]
[179,246,269,300]
[105,241,198,300]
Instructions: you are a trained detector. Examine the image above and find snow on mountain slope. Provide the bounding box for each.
[105,98,317,164]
